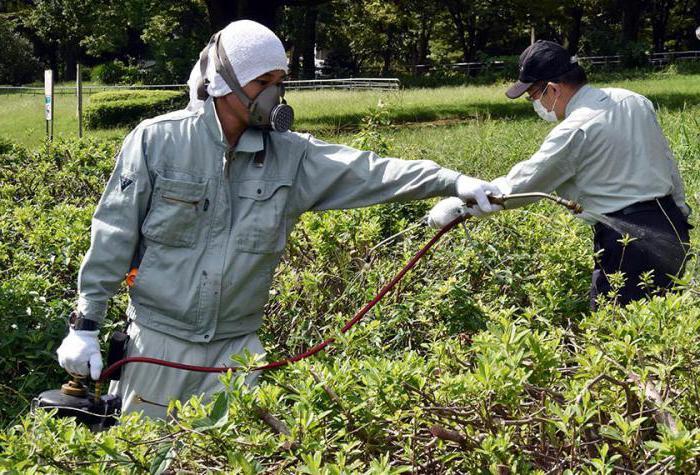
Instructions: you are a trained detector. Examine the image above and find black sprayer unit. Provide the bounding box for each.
[33,330,129,431]
[33,378,121,431]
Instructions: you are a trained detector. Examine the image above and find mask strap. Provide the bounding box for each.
[213,34,253,110]
[541,83,559,111]
[196,33,218,100]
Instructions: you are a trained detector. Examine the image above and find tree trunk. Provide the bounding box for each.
[301,7,317,79]
[445,5,470,63]
[204,0,283,31]
[416,15,431,71]
[381,30,393,76]
[237,0,281,30]
[466,12,477,62]
[620,0,644,43]
[204,0,240,31]
[62,46,77,81]
[289,45,301,79]
[49,51,59,81]
[565,5,584,53]
[651,0,675,52]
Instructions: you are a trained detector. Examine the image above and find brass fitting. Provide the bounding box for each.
[61,377,88,397]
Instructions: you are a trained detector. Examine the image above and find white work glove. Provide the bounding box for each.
[455,175,503,215]
[427,197,472,228]
[56,329,103,380]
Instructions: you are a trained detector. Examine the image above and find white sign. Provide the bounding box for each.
[44,70,53,121]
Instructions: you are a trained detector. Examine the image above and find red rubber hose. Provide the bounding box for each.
[99,215,465,382]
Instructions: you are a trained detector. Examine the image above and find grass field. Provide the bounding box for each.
[1,71,698,149]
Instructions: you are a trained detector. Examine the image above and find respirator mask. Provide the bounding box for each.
[532,84,558,122]
[196,33,294,133]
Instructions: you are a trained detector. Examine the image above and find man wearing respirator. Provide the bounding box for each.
[56,20,497,419]
[429,40,692,308]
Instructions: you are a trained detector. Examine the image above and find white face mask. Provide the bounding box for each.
[532,84,558,122]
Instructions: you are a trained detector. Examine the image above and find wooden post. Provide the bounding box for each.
[76,64,83,138]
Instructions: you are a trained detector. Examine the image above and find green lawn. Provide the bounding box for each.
[0,91,129,148]
[2,72,698,149]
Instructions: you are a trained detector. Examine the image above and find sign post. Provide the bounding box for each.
[76,64,83,138]
[44,69,54,141]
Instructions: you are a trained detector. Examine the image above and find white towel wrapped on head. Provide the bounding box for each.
[186,20,288,111]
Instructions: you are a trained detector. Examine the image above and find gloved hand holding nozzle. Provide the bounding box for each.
[427,176,504,229]
[455,176,504,215]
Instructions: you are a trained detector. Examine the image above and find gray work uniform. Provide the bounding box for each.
[493,85,689,223]
[78,97,460,416]
[492,85,691,308]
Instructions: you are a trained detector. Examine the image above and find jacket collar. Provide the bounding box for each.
[201,97,264,153]
[565,84,592,118]
[235,128,264,153]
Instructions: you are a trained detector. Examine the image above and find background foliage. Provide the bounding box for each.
[1,0,699,84]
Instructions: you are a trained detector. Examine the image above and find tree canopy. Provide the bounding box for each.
[0,0,699,83]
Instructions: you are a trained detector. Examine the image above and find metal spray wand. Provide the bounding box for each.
[370,192,583,253]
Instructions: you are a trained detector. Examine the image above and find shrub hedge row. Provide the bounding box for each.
[84,90,188,130]
[1,96,698,471]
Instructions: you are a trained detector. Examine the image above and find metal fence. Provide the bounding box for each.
[285,78,400,90]
[415,61,507,75]
[413,49,700,73]
[0,78,400,95]
[650,50,700,65]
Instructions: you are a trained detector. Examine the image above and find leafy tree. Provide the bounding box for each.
[651,0,678,51]
[140,1,210,83]
[0,19,41,84]
[9,0,700,84]
[23,0,96,80]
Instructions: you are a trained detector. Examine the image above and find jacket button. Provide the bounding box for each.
[203,198,209,211]
[204,334,210,340]
[256,188,262,195]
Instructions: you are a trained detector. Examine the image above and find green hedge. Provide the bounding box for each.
[85,90,188,130]
[1,91,698,471]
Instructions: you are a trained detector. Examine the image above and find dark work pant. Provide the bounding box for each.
[590,195,691,309]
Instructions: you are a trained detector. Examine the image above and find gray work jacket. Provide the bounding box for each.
[77,98,460,342]
[493,86,689,223]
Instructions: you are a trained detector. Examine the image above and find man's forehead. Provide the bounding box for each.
[256,70,286,80]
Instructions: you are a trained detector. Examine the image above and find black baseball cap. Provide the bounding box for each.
[506,40,577,99]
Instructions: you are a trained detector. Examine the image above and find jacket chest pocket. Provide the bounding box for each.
[234,179,291,253]
[142,175,209,247]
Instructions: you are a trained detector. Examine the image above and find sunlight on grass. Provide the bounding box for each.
[1,73,698,149]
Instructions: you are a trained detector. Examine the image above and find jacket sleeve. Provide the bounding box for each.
[290,136,461,212]
[492,126,583,209]
[76,129,152,324]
